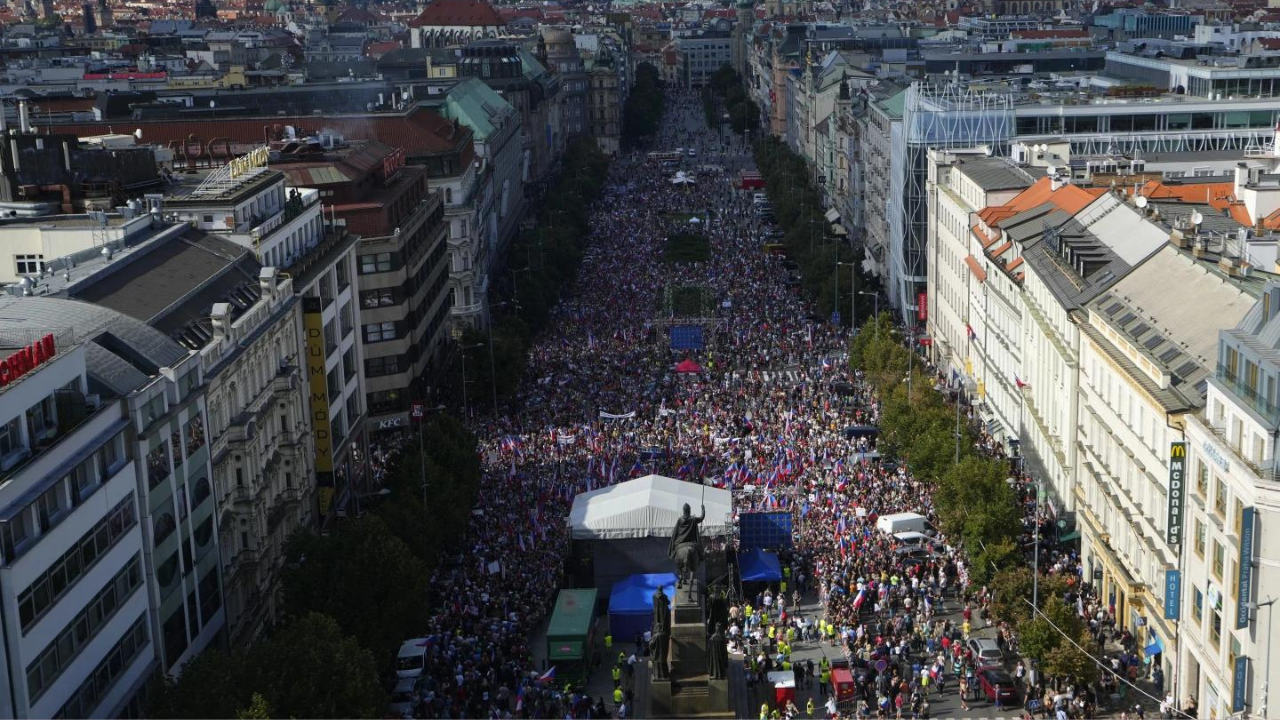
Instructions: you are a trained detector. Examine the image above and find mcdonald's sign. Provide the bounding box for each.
[1167,441,1187,546]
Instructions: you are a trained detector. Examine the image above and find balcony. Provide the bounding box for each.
[1214,364,1280,428]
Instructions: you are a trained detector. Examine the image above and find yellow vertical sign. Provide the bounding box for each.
[304,298,335,515]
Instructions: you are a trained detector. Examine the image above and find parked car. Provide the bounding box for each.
[389,677,422,718]
[687,148,698,157]
[967,637,1004,666]
[977,667,1020,705]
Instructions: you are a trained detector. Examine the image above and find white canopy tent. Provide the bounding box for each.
[568,474,733,541]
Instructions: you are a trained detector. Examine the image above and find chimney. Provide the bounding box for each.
[210,302,232,339]
[17,101,30,134]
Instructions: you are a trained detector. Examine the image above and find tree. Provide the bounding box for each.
[147,648,253,719]
[1044,634,1100,686]
[252,613,385,719]
[237,693,273,719]
[281,516,433,668]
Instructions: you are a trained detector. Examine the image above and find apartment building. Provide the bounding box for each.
[46,221,313,651]
[1183,284,1280,719]
[163,161,368,521]
[1074,245,1252,697]
[0,295,221,717]
[274,141,451,433]
[924,150,1037,440]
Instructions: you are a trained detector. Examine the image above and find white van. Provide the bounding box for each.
[396,638,428,679]
[876,512,928,535]
[752,193,769,205]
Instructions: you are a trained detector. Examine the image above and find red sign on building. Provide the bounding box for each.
[0,334,56,387]
[917,293,928,322]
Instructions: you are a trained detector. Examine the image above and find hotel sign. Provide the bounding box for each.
[1237,506,1256,629]
[0,334,55,387]
[228,147,270,179]
[1167,442,1187,546]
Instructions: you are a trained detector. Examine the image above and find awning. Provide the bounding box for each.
[1144,637,1164,656]
[824,208,841,222]
[1059,530,1081,542]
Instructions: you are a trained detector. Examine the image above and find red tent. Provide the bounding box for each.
[675,359,702,373]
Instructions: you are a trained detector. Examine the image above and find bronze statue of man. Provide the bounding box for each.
[650,627,670,680]
[708,622,727,680]
[668,503,705,589]
[653,586,671,634]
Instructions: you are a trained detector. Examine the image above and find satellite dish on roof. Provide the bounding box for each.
[1191,211,1204,226]
[1135,196,1148,209]
[1044,164,1056,176]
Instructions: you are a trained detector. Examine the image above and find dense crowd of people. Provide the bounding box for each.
[376,87,1171,720]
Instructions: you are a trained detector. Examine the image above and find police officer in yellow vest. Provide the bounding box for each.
[605,634,613,652]
[612,664,621,688]
[613,687,623,706]
[819,666,831,696]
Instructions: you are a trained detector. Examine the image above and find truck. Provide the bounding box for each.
[875,511,928,535]
[545,589,598,684]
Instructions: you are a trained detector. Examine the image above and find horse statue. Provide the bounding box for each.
[668,503,705,590]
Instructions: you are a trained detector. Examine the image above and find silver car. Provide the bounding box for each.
[967,637,1004,667]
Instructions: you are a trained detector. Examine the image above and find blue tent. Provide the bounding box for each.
[608,573,676,641]
[739,548,783,583]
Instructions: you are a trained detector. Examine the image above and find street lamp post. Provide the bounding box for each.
[415,404,446,509]
[1033,474,1044,609]
[858,291,879,336]
[837,261,857,329]
[1253,598,1277,718]
[452,327,485,419]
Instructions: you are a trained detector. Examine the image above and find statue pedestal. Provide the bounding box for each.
[647,582,732,718]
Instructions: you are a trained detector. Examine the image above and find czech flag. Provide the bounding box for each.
[538,667,556,684]
[853,587,867,609]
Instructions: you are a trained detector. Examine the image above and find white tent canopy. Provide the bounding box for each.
[568,474,733,540]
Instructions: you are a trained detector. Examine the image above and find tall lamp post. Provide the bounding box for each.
[858,291,879,336]
[837,261,858,329]
[1252,598,1276,718]
[485,298,519,416]
[451,326,485,419]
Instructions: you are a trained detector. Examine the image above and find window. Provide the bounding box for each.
[1211,606,1223,648]
[1193,586,1203,624]
[36,485,62,534]
[364,322,397,343]
[56,614,149,719]
[360,288,396,308]
[183,415,206,457]
[1195,518,1206,558]
[365,355,401,378]
[14,254,43,276]
[1196,460,1208,498]
[26,555,142,702]
[1213,540,1225,579]
[17,495,135,632]
[359,252,393,274]
[146,441,171,489]
[0,416,22,457]
[95,432,126,480]
[1215,478,1228,518]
